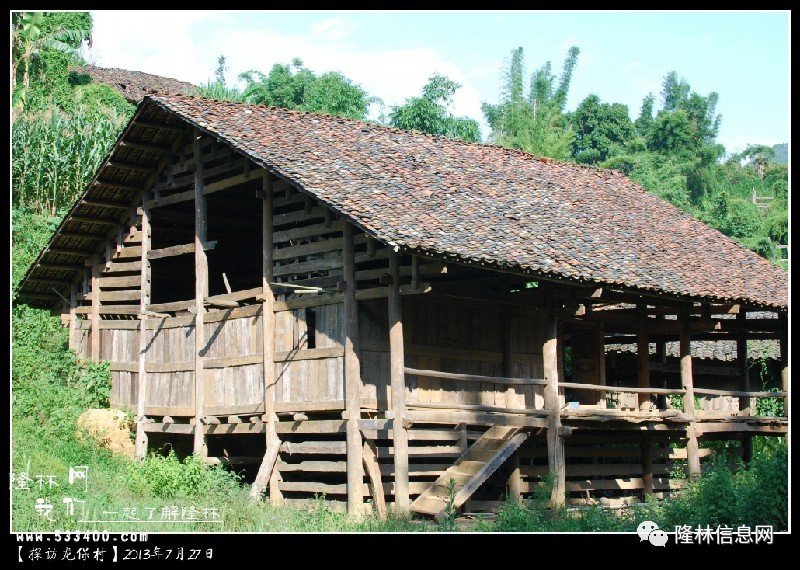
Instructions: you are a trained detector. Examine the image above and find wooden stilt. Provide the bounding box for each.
[389,251,409,510]
[680,306,700,481]
[193,130,208,460]
[68,284,77,352]
[362,439,387,520]
[91,257,100,361]
[779,312,789,445]
[135,194,151,460]
[502,308,522,503]
[249,173,283,501]
[343,223,364,516]
[736,310,753,461]
[543,308,565,508]
[637,303,652,411]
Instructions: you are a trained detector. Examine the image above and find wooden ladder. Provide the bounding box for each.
[410,425,529,519]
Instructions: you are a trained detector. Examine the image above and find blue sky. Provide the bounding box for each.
[88,10,790,155]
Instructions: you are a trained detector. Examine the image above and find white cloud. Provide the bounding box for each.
[88,11,488,133]
[309,17,353,41]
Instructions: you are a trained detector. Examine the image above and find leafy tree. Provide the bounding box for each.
[569,94,636,165]
[239,58,378,121]
[481,46,579,159]
[389,74,480,141]
[12,11,91,112]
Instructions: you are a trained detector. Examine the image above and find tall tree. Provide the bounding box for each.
[482,46,579,160]
[389,74,480,141]
[569,94,635,165]
[239,58,377,121]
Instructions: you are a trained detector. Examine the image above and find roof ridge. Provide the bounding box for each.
[146,93,617,174]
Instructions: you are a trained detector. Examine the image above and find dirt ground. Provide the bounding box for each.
[76,409,136,458]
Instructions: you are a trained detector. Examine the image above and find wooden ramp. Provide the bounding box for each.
[411,425,529,518]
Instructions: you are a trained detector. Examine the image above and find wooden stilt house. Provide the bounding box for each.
[16,94,789,517]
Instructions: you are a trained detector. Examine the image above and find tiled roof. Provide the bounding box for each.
[606,339,781,362]
[147,95,786,309]
[16,94,789,310]
[70,65,195,104]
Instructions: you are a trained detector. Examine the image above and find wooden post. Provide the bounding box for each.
[736,310,753,462]
[680,306,701,481]
[779,312,788,444]
[655,315,667,410]
[90,257,100,361]
[502,308,522,503]
[343,223,364,516]
[641,434,653,499]
[193,130,208,460]
[637,303,652,411]
[255,172,282,504]
[543,308,565,508]
[68,283,77,352]
[135,193,151,460]
[388,251,409,511]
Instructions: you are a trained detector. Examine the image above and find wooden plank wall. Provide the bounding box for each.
[516,433,726,505]
[360,295,547,410]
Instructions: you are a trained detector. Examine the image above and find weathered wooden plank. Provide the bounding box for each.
[406,367,548,387]
[407,401,548,416]
[273,293,344,312]
[205,353,263,369]
[272,221,343,244]
[147,300,194,313]
[273,347,344,362]
[98,275,140,288]
[273,258,343,278]
[274,238,344,261]
[403,409,548,428]
[203,168,264,195]
[148,242,196,260]
[272,205,328,227]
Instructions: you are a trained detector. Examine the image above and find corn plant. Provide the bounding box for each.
[12,103,127,215]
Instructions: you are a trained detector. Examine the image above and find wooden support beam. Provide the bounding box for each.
[107,161,158,174]
[94,179,144,193]
[148,242,196,260]
[637,303,652,411]
[119,140,172,154]
[343,223,364,516]
[362,439,387,521]
[250,421,281,500]
[779,313,788,444]
[737,310,751,417]
[135,196,151,460]
[680,306,701,481]
[260,172,281,506]
[81,198,131,210]
[543,308,565,508]
[135,120,185,133]
[193,130,208,461]
[65,216,117,226]
[388,251,409,510]
[500,306,522,502]
[90,258,100,361]
[203,168,264,195]
[68,284,78,354]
